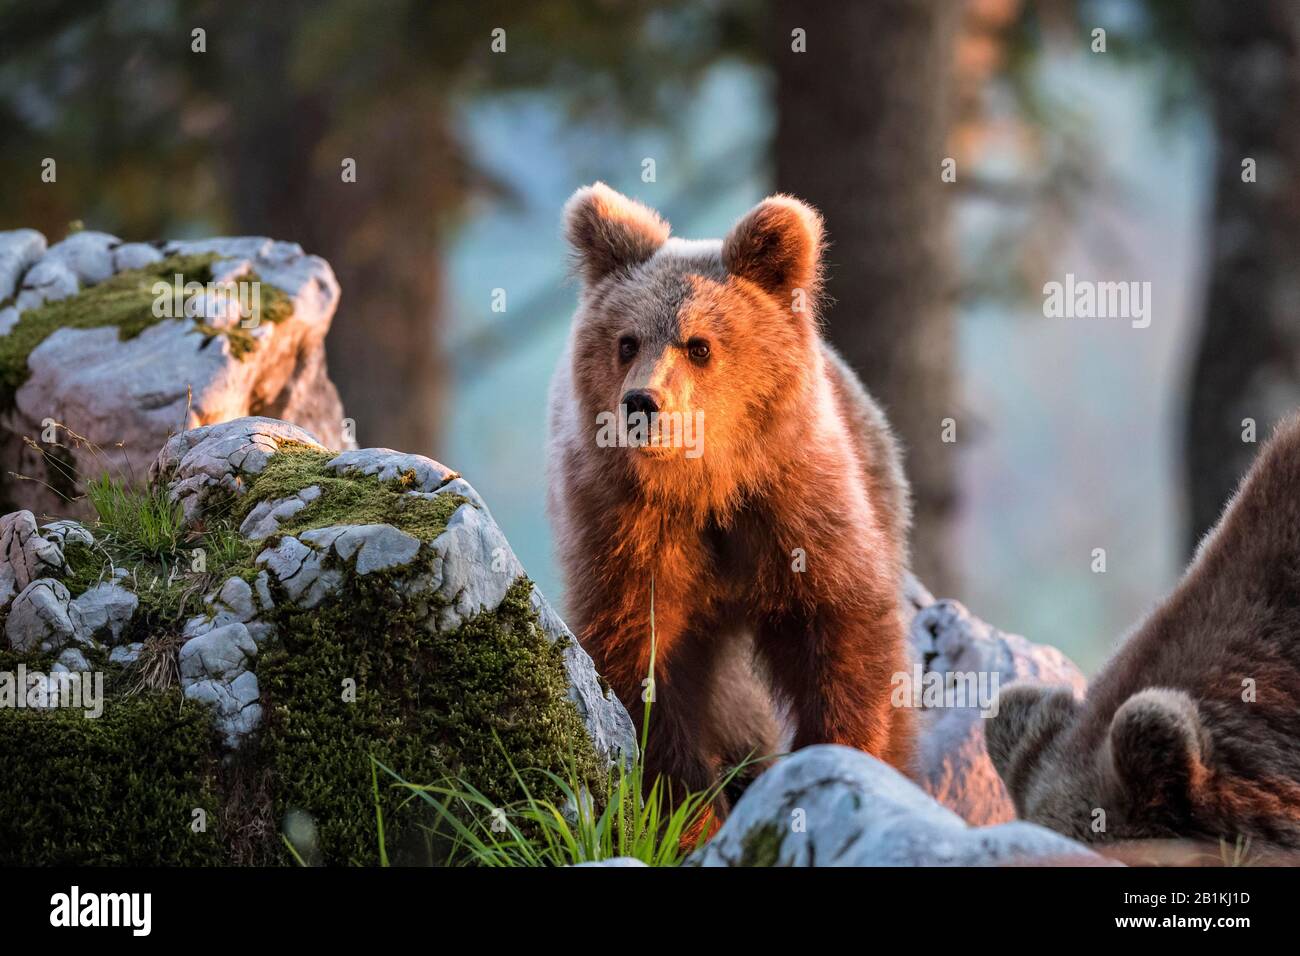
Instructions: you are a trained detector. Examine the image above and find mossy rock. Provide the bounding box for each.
[0,252,293,413]
[0,229,351,521]
[0,418,634,865]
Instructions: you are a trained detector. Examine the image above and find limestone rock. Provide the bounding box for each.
[69,581,138,645]
[160,417,637,763]
[0,231,353,518]
[56,647,91,673]
[909,592,1087,826]
[109,642,144,666]
[691,745,1108,867]
[0,511,70,591]
[151,416,328,524]
[0,229,46,302]
[327,448,456,491]
[239,484,321,539]
[6,578,78,654]
[179,622,262,748]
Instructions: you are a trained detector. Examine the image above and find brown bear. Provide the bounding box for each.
[546,183,914,814]
[987,413,1300,850]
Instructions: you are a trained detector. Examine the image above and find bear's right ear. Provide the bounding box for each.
[985,683,1079,802]
[1106,688,1208,816]
[563,183,670,285]
[722,195,824,308]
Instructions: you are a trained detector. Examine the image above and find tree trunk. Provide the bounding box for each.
[771,0,963,594]
[216,13,449,457]
[1185,1,1300,551]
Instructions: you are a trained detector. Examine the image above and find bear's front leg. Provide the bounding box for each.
[570,563,728,804]
[757,597,910,768]
[634,633,733,804]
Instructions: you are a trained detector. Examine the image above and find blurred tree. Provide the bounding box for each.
[769,0,965,594]
[0,0,754,455]
[1180,0,1300,550]
[1101,0,1300,550]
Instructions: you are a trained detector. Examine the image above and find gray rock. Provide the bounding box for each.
[910,595,1087,826]
[691,745,1108,867]
[178,621,264,746]
[39,519,94,551]
[208,576,257,624]
[253,570,274,612]
[0,307,18,336]
[184,670,262,748]
[6,578,77,654]
[239,484,321,539]
[69,581,138,645]
[0,510,69,590]
[111,242,163,272]
[151,417,329,524]
[0,229,46,302]
[195,575,274,644]
[571,858,648,867]
[110,642,144,665]
[301,523,421,575]
[0,234,353,519]
[14,257,78,311]
[41,231,119,285]
[0,564,15,607]
[328,448,456,492]
[179,622,257,683]
[163,236,302,262]
[56,647,91,673]
[152,416,638,764]
[254,534,341,609]
[530,587,637,766]
[419,502,524,632]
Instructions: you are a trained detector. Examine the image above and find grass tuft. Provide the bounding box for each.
[369,573,752,867]
[85,473,185,561]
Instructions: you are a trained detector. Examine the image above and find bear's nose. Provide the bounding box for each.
[621,389,660,419]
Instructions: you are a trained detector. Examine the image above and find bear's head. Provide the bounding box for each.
[986,683,1212,842]
[562,183,825,494]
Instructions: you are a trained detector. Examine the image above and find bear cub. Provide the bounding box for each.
[547,183,914,810]
[988,414,1300,849]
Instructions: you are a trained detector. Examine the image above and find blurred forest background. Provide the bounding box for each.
[0,0,1293,672]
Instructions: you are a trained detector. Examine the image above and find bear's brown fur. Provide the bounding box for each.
[547,183,914,812]
[988,414,1300,848]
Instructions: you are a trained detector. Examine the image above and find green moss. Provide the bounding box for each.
[61,503,259,650]
[3,452,604,866]
[254,572,605,865]
[0,252,294,410]
[60,539,101,596]
[236,447,466,541]
[738,821,787,867]
[0,657,224,865]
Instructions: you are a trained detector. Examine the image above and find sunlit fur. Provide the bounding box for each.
[988,414,1300,848]
[547,183,914,813]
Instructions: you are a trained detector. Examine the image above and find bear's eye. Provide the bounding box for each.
[618,336,639,362]
[687,339,711,363]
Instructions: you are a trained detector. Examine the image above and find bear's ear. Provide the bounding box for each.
[722,195,824,308]
[986,683,1079,801]
[1106,688,1207,816]
[563,182,670,285]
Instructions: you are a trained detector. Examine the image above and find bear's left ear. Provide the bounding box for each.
[1106,688,1208,816]
[722,195,824,310]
